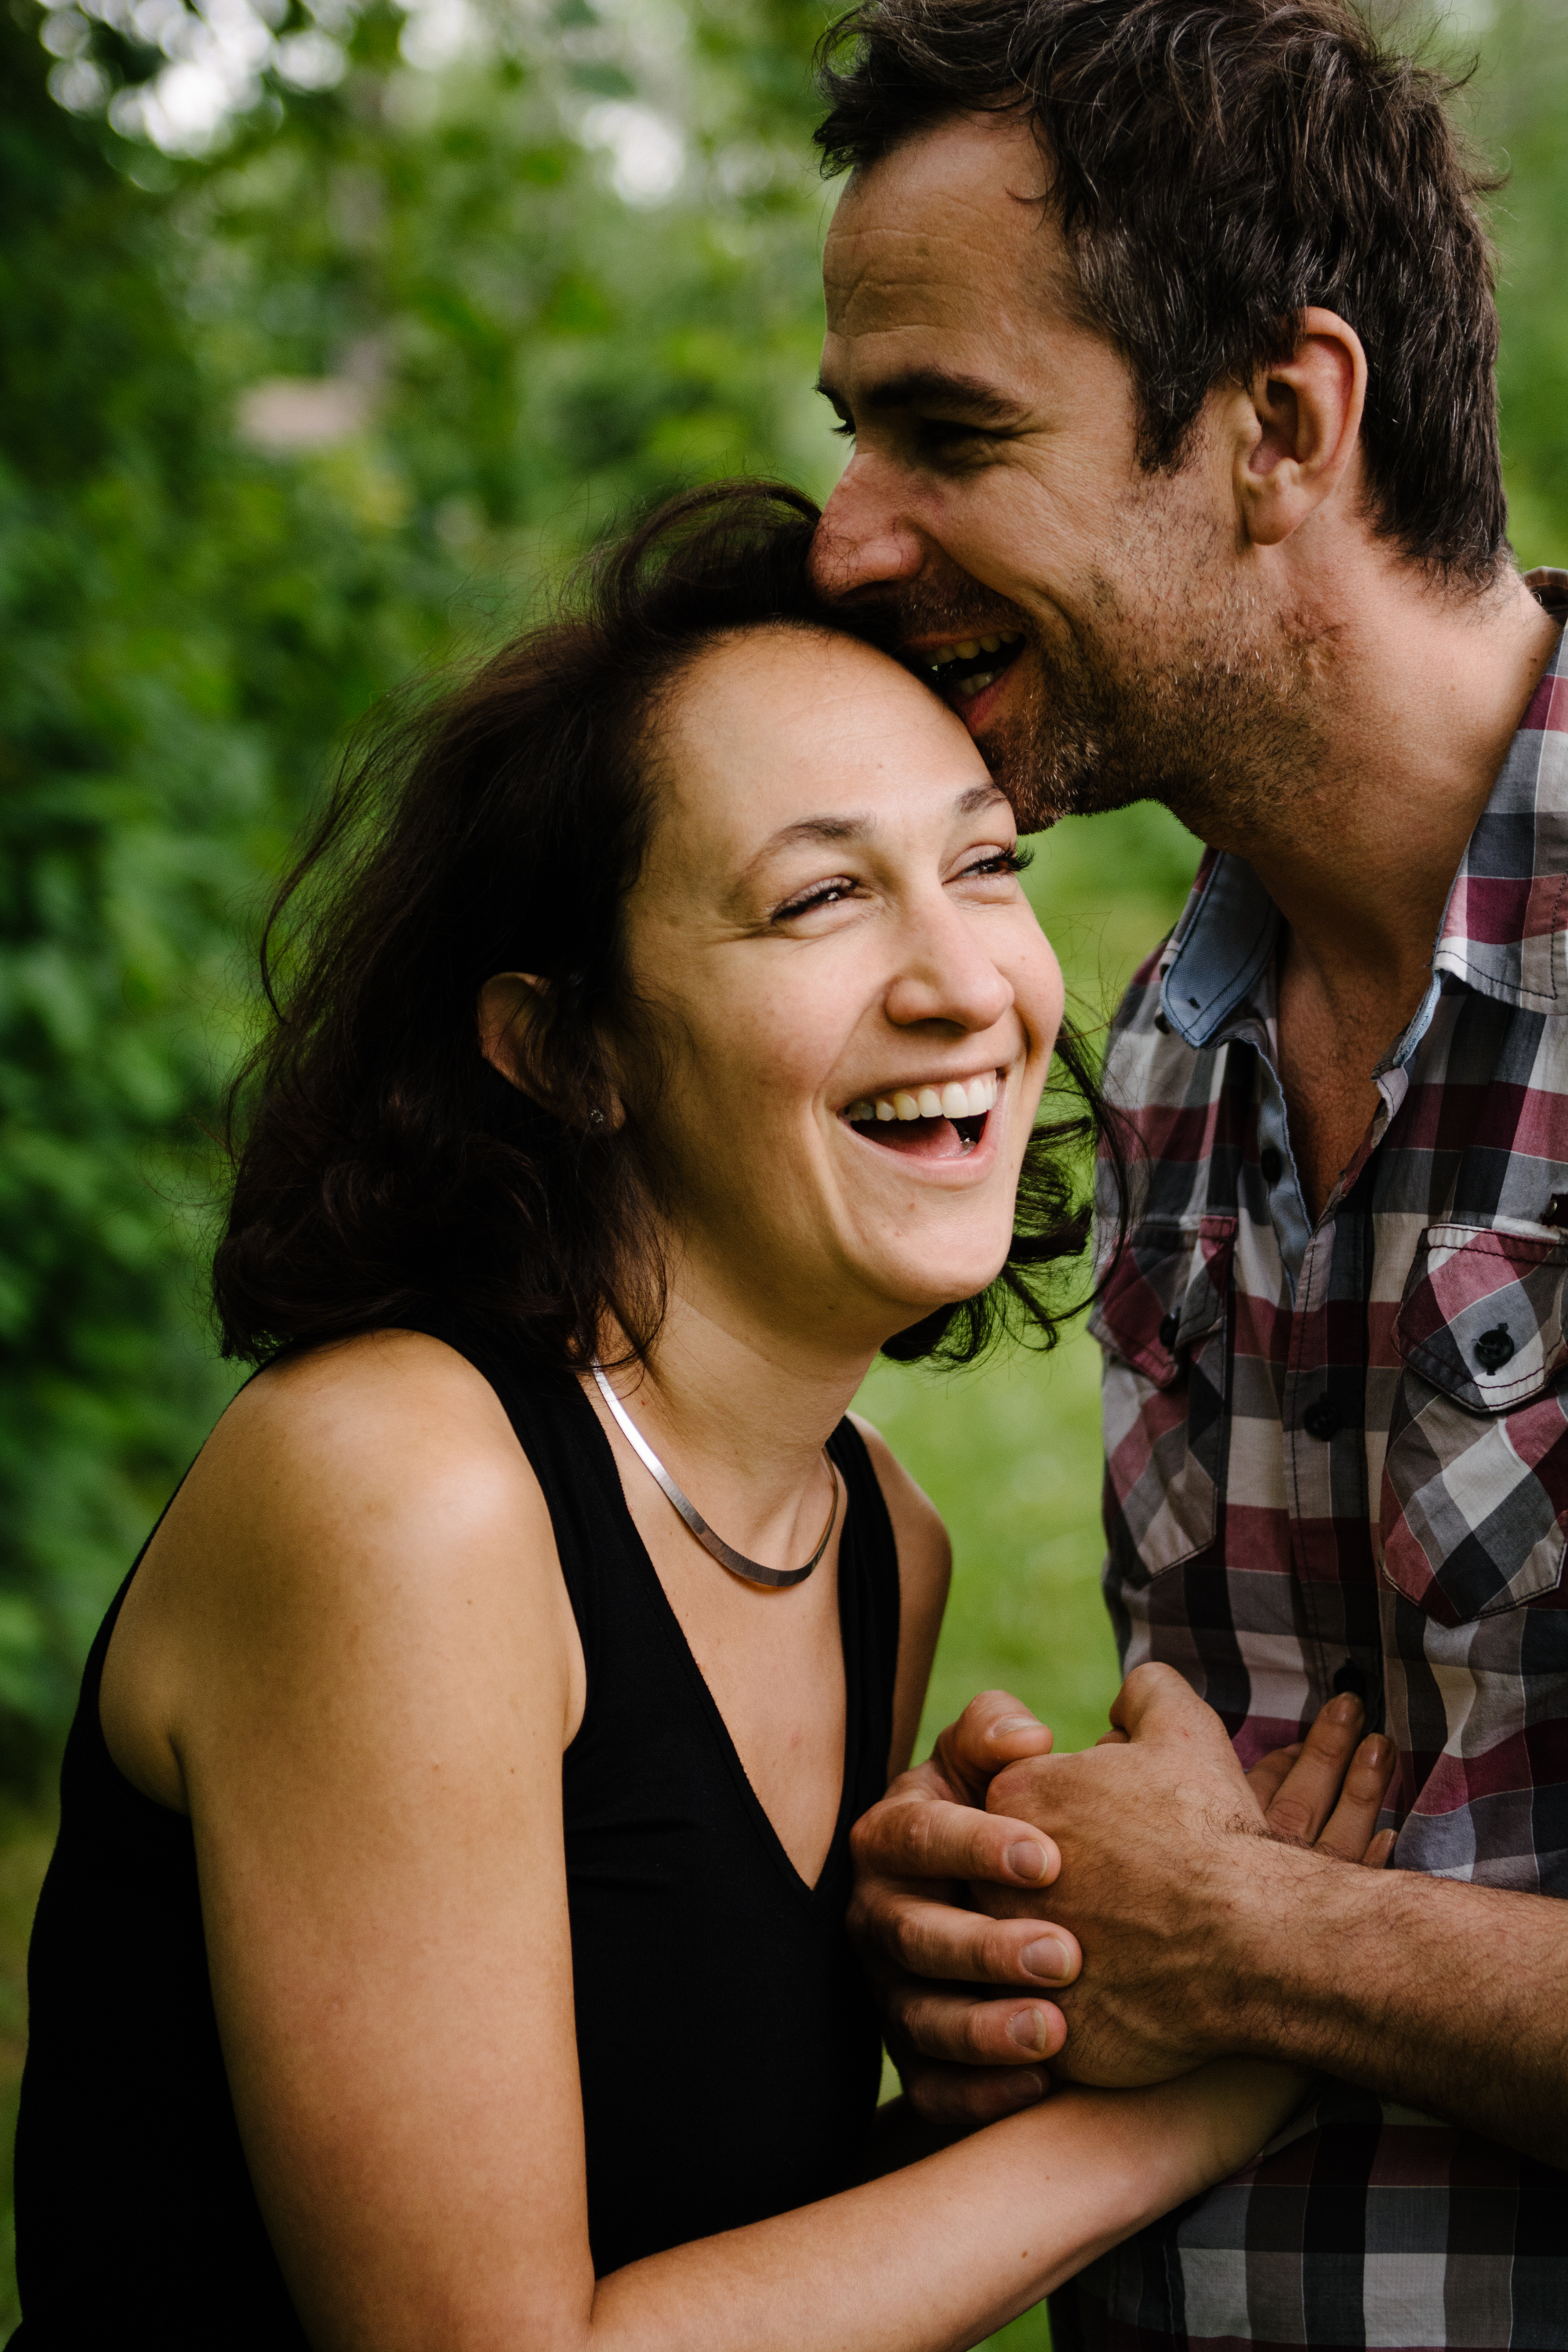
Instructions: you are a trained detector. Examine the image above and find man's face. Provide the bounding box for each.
[811,112,1323,837]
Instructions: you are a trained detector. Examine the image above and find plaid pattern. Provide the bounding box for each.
[1066,575,1568,2350]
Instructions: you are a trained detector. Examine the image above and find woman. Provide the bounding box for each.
[14,485,1362,2350]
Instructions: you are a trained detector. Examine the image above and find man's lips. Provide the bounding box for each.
[906,631,1026,709]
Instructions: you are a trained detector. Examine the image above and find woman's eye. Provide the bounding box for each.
[956,846,1032,883]
[772,878,861,921]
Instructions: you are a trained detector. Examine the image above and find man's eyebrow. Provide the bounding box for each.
[814,368,1029,429]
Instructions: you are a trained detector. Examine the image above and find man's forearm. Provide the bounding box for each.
[1213,1843,1568,2164]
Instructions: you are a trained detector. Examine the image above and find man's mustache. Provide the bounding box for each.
[826,580,1036,665]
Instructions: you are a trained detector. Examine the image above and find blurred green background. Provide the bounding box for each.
[2,0,1565,2336]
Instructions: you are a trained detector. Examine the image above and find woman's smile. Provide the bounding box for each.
[840,1067,1003,1162]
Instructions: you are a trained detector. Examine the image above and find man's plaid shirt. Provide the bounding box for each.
[1063,575,1568,2352]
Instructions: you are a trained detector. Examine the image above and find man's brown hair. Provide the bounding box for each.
[815,0,1507,581]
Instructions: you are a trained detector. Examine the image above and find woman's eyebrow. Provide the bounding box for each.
[736,781,1007,887]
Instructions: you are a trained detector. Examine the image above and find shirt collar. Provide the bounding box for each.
[1161,569,1568,1047]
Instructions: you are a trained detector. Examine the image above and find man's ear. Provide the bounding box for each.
[477,971,624,1129]
[1232,307,1367,550]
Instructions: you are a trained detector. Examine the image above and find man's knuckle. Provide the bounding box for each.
[889,1908,931,1973]
[961,2004,1000,2061]
[1268,1796,1316,1841]
[850,1805,897,1869]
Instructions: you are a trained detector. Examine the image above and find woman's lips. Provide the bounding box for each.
[857,1110,989,1160]
[840,1073,1001,1163]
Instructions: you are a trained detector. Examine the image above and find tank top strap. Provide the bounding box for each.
[824,1415,901,1809]
[397,1316,902,1797]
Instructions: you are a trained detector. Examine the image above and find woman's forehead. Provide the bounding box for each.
[659,625,993,844]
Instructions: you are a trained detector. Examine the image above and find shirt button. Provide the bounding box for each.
[1304,1398,1341,1440]
[1474,1325,1515,1371]
[1260,1146,1283,1183]
[1158,1312,1180,1349]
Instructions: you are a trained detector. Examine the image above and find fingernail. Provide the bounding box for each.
[1328,1695,1362,1726]
[1004,2070,1045,2107]
[1007,2007,1050,2053]
[1022,1936,1071,1982]
[1364,1736,1390,1766]
[992,1715,1042,1737]
[1004,1840,1049,1882]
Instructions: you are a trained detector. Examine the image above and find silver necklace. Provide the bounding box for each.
[590,1361,840,1591]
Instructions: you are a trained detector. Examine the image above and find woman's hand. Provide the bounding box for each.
[848,1685,1399,2132]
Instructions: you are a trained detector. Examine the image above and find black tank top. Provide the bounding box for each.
[11,1330,900,2342]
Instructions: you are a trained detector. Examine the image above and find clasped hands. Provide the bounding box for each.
[851,1663,1398,2128]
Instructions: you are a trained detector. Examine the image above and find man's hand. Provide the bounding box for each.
[853,1672,1396,2128]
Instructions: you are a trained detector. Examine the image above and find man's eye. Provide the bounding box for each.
[918,420,993,452]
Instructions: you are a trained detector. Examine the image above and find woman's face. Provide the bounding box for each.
[615,626,1065,1359]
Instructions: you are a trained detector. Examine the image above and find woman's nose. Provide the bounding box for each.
[809,456,927,601]
[883,904,1015,1036]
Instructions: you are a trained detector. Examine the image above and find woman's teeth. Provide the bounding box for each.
[844,1073,1000,1126]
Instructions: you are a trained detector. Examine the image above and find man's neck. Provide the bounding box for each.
[1192,562,1560,1217]
[1211,568,1560,1017]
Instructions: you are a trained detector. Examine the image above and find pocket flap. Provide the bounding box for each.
[1091,1216,1236,1389]
[1393,1223,1568,1412]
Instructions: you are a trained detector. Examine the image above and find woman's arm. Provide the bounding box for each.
[127,1334,1301,2352]
[593,2060,1306,2352]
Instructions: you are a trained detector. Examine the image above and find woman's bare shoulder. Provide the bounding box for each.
[195,1328,547,1579]
[846,1410,951,1606]
[846,1411,951,1777]
[105,1329,579,1806]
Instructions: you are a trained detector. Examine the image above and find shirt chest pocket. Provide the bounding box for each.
[1089,1216,1236,1581]
[1382,1223,1568,1624]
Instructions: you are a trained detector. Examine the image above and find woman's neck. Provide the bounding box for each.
[596,1282,877,1564]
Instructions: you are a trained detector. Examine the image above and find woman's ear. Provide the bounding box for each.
[477,972,547,1094]
[477,972,624,1130]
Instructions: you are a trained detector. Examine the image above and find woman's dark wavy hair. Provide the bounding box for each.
[215,480,1119,1374]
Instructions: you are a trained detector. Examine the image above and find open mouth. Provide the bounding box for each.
[922,633,1025,707]
[840,1071,1000,1162]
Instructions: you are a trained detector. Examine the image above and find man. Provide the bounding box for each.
[807,1,1568,2345]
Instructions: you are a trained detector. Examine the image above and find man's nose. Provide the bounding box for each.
[810,453,926,603]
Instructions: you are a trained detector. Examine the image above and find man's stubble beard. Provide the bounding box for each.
[978,563,1334,840]
[848,475,1334,840]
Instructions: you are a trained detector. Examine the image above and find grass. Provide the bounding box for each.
[0,801,1199,2343]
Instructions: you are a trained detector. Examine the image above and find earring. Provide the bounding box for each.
[589,1108,604,1127]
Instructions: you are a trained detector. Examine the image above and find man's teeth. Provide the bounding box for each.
[927,632,1022,673]
[844,1073,1000,1125]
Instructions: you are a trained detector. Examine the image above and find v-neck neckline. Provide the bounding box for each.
[566,1377,858,1904]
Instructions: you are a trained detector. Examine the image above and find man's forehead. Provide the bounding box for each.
[822,111,1062,334]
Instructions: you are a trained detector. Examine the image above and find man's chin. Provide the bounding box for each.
[967,709,1142,833]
